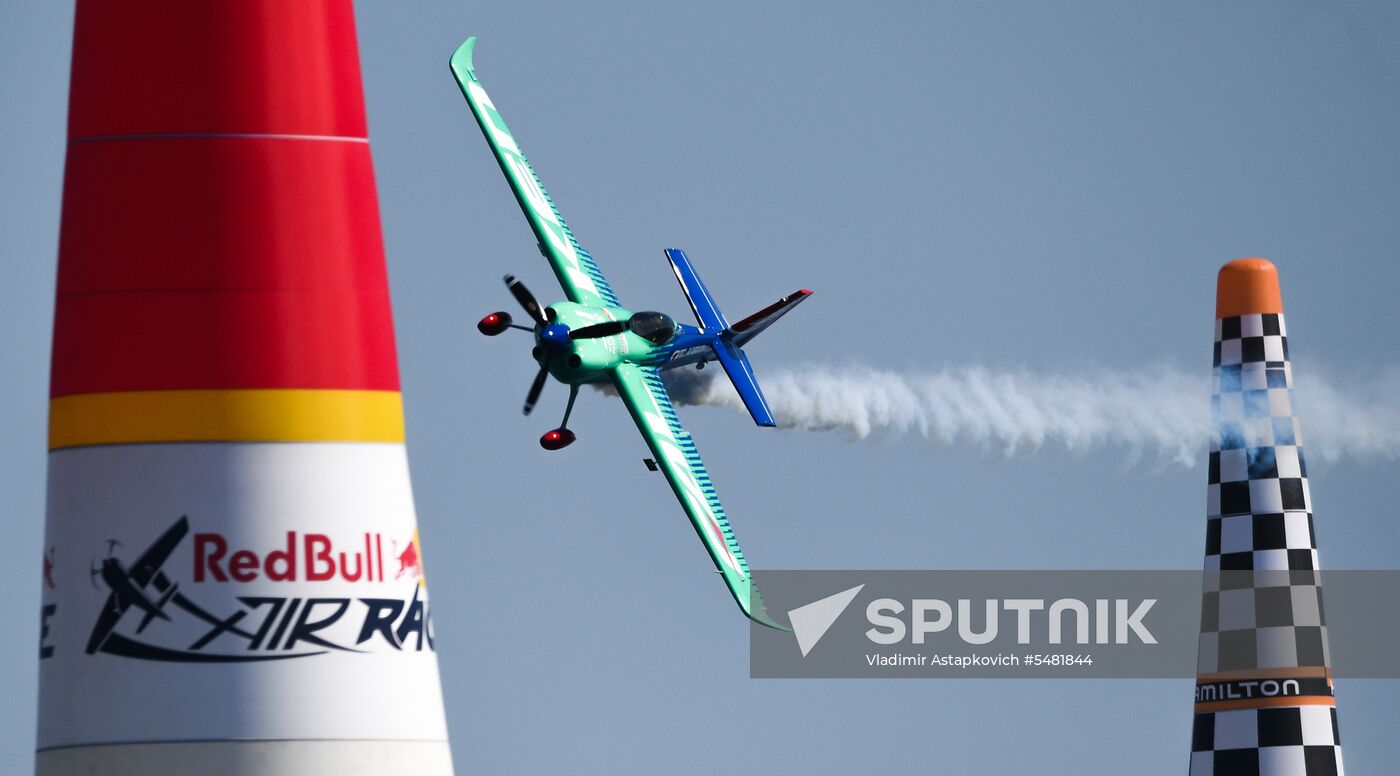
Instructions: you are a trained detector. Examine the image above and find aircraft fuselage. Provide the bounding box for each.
[536,301,713,386]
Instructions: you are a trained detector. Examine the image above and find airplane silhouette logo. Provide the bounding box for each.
[86,518,189,655]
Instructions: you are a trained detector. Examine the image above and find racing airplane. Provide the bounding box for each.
[451,38,809,630]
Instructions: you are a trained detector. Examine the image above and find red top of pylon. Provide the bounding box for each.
[52,0,398,405]
[67,1,367,139]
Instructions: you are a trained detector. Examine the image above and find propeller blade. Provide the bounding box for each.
[569,320,628,339]
[504,274,547,325]
[523,360,550,416]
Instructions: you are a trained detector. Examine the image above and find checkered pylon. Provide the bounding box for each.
[1190,260,1343,776]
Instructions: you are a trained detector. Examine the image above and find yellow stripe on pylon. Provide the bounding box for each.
[49,389,405,450]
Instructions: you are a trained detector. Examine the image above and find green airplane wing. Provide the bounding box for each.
[611,364,788,630]
[450,38,621,308]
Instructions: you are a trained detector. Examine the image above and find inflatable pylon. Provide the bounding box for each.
[36,2,453,773]
[1189,259,1342,775]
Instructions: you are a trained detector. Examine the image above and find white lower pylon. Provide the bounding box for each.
[38,445,451,772]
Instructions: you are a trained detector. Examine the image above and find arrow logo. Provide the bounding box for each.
[788,584,864,657]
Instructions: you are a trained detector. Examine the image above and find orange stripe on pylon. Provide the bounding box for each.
[1195,667,1332,683]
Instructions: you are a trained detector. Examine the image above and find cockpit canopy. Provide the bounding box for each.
[628,311,677,344]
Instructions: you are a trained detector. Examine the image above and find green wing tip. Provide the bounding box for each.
[750,607,792,632]
[450,36,477,75]
[746,588,792,632]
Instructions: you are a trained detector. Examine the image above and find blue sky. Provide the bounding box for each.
[3,1,1398,772]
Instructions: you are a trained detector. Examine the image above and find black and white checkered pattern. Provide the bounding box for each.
[1191,706,1343,775]
[1201,313,1327,669]
[1191,312,1344,776]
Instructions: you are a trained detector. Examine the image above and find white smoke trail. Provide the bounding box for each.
[651,364,1400,467]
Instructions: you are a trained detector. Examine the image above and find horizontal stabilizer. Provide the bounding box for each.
[713,341,776,427]
[730,289,812,348]
[664,248,729,332]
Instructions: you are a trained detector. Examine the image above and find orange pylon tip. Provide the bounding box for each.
[1216,257,1283,318]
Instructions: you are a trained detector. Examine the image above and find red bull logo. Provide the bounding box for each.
[394,532,423,582]
[194,531,388,584]
[60,517,436,663]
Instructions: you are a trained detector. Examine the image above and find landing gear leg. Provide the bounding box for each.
[540,385,580,450]
[561,384,579,429]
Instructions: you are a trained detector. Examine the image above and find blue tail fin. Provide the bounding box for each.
[664,248,788,428]
[664,248,729,332]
